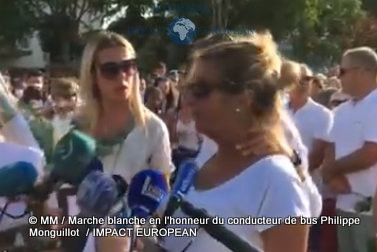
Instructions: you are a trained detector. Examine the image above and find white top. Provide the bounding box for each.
[83,110,175,252]
[99,110,175,183]
[196,113,308,171]
[329,88,377,212]
[176,119,200,151]
[287,98,333,152]
[0,114,40,149]
[51,114,74,147]
[162,155,322,252]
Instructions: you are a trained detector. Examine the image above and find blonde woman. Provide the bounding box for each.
[68,31,174,252]
[162,33,321,252]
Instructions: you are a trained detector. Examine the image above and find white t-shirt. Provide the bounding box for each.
[329,88,377,212]
[83,110,175,252]
[196,113,308,171]
[162,155,322,252]
[287,98,333,152]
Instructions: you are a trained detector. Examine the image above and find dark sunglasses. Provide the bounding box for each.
[98,59,137,80]
[338,67,360,78]
[301,76,313,82]
[184,80,243,99]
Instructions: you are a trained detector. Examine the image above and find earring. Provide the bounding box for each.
[235,108,241,113]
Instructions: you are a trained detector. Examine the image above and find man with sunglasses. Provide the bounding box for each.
[286,63,333,252]
[322,47,377,252]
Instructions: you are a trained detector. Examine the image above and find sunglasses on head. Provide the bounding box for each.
[98,59,137,80]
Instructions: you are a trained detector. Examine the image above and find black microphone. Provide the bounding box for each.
[180,200,258,252]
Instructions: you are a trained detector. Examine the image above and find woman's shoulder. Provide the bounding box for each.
[248,154,299,182]
[143,108,169,134]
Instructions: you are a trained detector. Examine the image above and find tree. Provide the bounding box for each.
[289,0,364,68]
[0,0,35,59]
[18,0,127,63]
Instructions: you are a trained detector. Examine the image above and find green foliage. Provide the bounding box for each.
[0,0,35,50]
[290,0,365,67]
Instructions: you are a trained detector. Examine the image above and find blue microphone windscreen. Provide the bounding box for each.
[127,169,169,218]
[76,171,118,217]
[0,161,38,197]
[172,160,198,196]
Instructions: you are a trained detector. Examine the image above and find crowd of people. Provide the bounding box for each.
[0,29,377,252]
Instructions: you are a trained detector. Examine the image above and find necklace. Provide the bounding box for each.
[95,115,135,171]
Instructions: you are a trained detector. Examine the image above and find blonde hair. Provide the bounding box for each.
[279,60,301,90]
[191,31,305,181]
[78,31,146,132]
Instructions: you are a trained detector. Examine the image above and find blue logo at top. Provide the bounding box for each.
[168,18,196,45]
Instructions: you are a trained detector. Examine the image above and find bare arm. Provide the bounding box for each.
[261,222,309,252]
[332,142,377,176]
[309,139,327,171]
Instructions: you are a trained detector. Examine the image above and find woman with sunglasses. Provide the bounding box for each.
[162,32,321,252]
[71,31,174,252]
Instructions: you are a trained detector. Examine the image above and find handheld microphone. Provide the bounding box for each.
[180,201,258,252]
[127,169,169,218]
[50,129,99,186]
[63,173,129,252]
[0,161,38,197]
[76,171,120,217]
[34,129,101,199]
[164,160,198,220]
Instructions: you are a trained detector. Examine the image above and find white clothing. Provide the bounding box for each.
[196,113,308,171]
[0,142,45,231]
[99,110,174,182]
[287,98,333,152]
[1,114,40,149]
[83,110,175,252]
[162,155,321,252]
[51,115,73,147]
[329,88,377,213]
[176,119,200,151]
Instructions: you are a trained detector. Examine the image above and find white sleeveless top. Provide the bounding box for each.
[176,119,200,151]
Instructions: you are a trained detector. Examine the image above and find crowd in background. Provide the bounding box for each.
[0,30,377,252]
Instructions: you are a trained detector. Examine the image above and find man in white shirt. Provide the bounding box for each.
[322,47,377,252]
[287,64,333,172]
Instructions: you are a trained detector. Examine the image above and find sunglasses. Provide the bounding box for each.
[338,67,360,77]
[184,80,243,99]
[301,76,313,83]
[98,59,137,80]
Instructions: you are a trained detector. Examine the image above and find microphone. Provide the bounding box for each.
[76,171,120,217]
[127,169,169,218]
[0,161,38,197]
[34,129,101,199]
[50,129,99,186]
[180,201,258,252]
[127,169,169,251]
[164,160,198,220]
[63,172,129,252]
